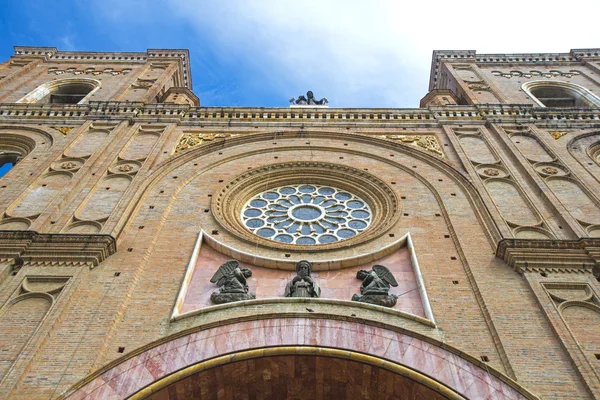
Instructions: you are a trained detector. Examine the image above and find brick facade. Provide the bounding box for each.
[0,46,599,399]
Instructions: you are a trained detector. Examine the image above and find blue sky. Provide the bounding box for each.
[1,0,599,108]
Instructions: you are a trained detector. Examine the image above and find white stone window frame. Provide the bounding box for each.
[17,77,102,104]
[521,80,600,108]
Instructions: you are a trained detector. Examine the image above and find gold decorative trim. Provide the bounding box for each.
[379,134,444,157]
[129,346,466,400]
[173,131,227,153]
[549,130,568,140]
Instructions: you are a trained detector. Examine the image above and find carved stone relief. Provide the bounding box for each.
[209,260,255,304]
[48,67,131,76]
[284,261,320,298]
[108,160,141,176]
[491,70,580,79]
[174,131,228,154]
[131,78,157,90]
[351,264,398,307]
[379,135,444,157]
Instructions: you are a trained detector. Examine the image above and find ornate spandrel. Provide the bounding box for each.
[380,135,444,157]
[284,260,320,298]
[209,260,255,304]
[174,132,227,153]
[290,91,328,107]
[352,264,398,307]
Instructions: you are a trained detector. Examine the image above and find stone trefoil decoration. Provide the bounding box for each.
[290,91,328,106]
[284,260,320,298]
[209,260,255,304]
[352,265,398,307]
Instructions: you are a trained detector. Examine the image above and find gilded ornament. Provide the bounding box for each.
[174,132,226,153]
[384,135,443,157]
[56,127,72,136]
[549,131,568,140]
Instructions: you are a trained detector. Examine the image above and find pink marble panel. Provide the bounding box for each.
[69,318,529,400]
[181,244,426,317]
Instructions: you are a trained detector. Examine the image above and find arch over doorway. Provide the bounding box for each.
[61,318,538,399]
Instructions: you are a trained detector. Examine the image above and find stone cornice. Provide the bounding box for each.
[429,48,600,91]
[496,238,600,273]
[11,46,192,89]
[1,102,599,127]
[0,230,116,268]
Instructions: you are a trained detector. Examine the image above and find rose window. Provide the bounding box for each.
[241,184,372,245]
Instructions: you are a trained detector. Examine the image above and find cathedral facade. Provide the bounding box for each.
[0,46,599,399]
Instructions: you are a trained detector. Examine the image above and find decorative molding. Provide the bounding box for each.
[429,48,599,91]
[549,130,568,140]
[379,134,444,157]
[54,127,73,136]
[0,102,599,124]
[491,70,580,79]
[211,161,400,252]
[496,238,600,273]
[0,231,116,268]
[130,78,157,90]
[173,131,227,153]
[48,67,131,76]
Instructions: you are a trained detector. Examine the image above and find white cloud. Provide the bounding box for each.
[171,0,600,107]
[59,34,76,51]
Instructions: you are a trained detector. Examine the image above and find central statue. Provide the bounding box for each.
[284,260,321,298]
[289,91,328,106]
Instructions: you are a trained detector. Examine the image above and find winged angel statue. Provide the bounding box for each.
[351,264,399,307]
[209,260,256,304]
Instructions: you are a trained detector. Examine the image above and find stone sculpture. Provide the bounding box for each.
[290,91,328,105]
[284,260,320,298]
[209,260,255,304]
[352,264,398,307]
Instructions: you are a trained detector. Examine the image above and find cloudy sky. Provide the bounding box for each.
[1,0,599,107]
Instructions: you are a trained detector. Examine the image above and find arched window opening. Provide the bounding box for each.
[0,152,21,178]
[17,78,101,105]
[529,86,586,107]
[522,81,600,108]
[45,82,95,104]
